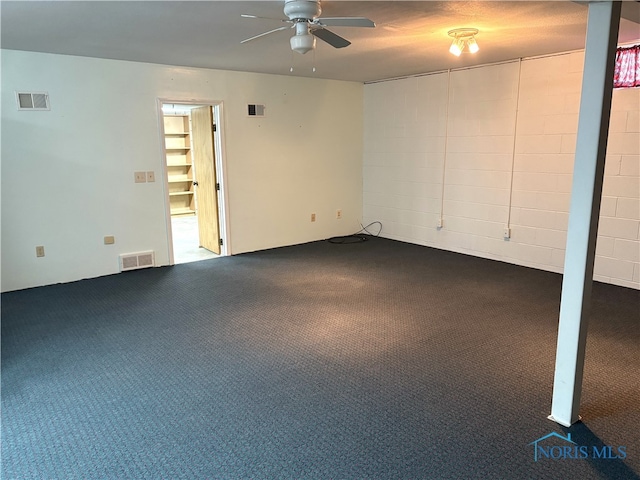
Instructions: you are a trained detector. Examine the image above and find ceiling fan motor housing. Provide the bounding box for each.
[284,0,321,21]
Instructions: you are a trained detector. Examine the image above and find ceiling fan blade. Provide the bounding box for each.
[311,27,351,48]
[241,14,290,23]
[240,25,290,44]
[315,17,375,28]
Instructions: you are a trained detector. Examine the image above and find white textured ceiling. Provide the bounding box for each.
[1,1,639,83]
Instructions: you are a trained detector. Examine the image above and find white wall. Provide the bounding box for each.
[363,51,639,289]
[1,50,363,292]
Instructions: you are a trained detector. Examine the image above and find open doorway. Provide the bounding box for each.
[159,101,227,264]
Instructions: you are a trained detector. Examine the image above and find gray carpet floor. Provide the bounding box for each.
[2,237,639,479]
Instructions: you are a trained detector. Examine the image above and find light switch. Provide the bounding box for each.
[146,171,155,182]
[134,171,146,183]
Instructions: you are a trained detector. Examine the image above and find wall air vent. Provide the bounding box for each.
[16,92,50,111]
[247,104,265,117]
[119,251,155,272]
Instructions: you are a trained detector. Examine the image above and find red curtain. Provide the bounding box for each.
[614,45,640,88]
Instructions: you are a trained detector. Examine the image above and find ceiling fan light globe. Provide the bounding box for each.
[291,33,316,54]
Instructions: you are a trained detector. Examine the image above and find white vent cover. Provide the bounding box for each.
[119,251,155,272]
[247,104,265,117]
[16,92,50,111]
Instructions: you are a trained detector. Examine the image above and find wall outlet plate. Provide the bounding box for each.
[134,171,146,183]
[104,236,115,245]
[504,227,511,239]
[146,171,155,182]
[36,245,45,257]
[336,209,342,219]
[311,213,316,222]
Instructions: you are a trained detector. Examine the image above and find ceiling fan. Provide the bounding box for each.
[241,0,376,55]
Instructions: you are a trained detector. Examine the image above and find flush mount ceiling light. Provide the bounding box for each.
[448,28,480,56]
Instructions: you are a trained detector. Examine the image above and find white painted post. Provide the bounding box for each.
[549,1,621,427]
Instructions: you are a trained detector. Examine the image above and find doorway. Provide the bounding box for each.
[159,101,227,264]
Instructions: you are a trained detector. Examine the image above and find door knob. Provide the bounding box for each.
[193,181,199,186]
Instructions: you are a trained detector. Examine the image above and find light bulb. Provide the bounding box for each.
[467,36,479,54]
[449,38,464,56]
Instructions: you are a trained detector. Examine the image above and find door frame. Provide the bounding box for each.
[156,98,231,264]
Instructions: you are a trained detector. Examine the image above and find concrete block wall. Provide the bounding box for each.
[440,62,519,258]
[597,86,640,287]
[363,50,640,289]
[363,74,448,244]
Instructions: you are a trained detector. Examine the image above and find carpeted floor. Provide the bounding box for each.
[2,237,639,479]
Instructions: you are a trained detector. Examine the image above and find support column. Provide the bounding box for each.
[549,1,621,428]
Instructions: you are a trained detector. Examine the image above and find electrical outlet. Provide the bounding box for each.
[134,171,146,183]
[146,171,155,182]
[311,213,316,222]
[104,235,115,245]
[437,218,443,229]
[504,226,511,239]
[36,246,45,257]
[336,209,342,219]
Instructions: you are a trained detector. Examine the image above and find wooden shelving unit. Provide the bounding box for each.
[163,115,195,216]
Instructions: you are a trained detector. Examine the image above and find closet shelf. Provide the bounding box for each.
[171,207,196,216]
[164,114,195,217]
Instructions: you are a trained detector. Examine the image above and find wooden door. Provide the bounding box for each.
[190,106,221,254]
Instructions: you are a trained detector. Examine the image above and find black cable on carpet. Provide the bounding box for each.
[327,221,382,244]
